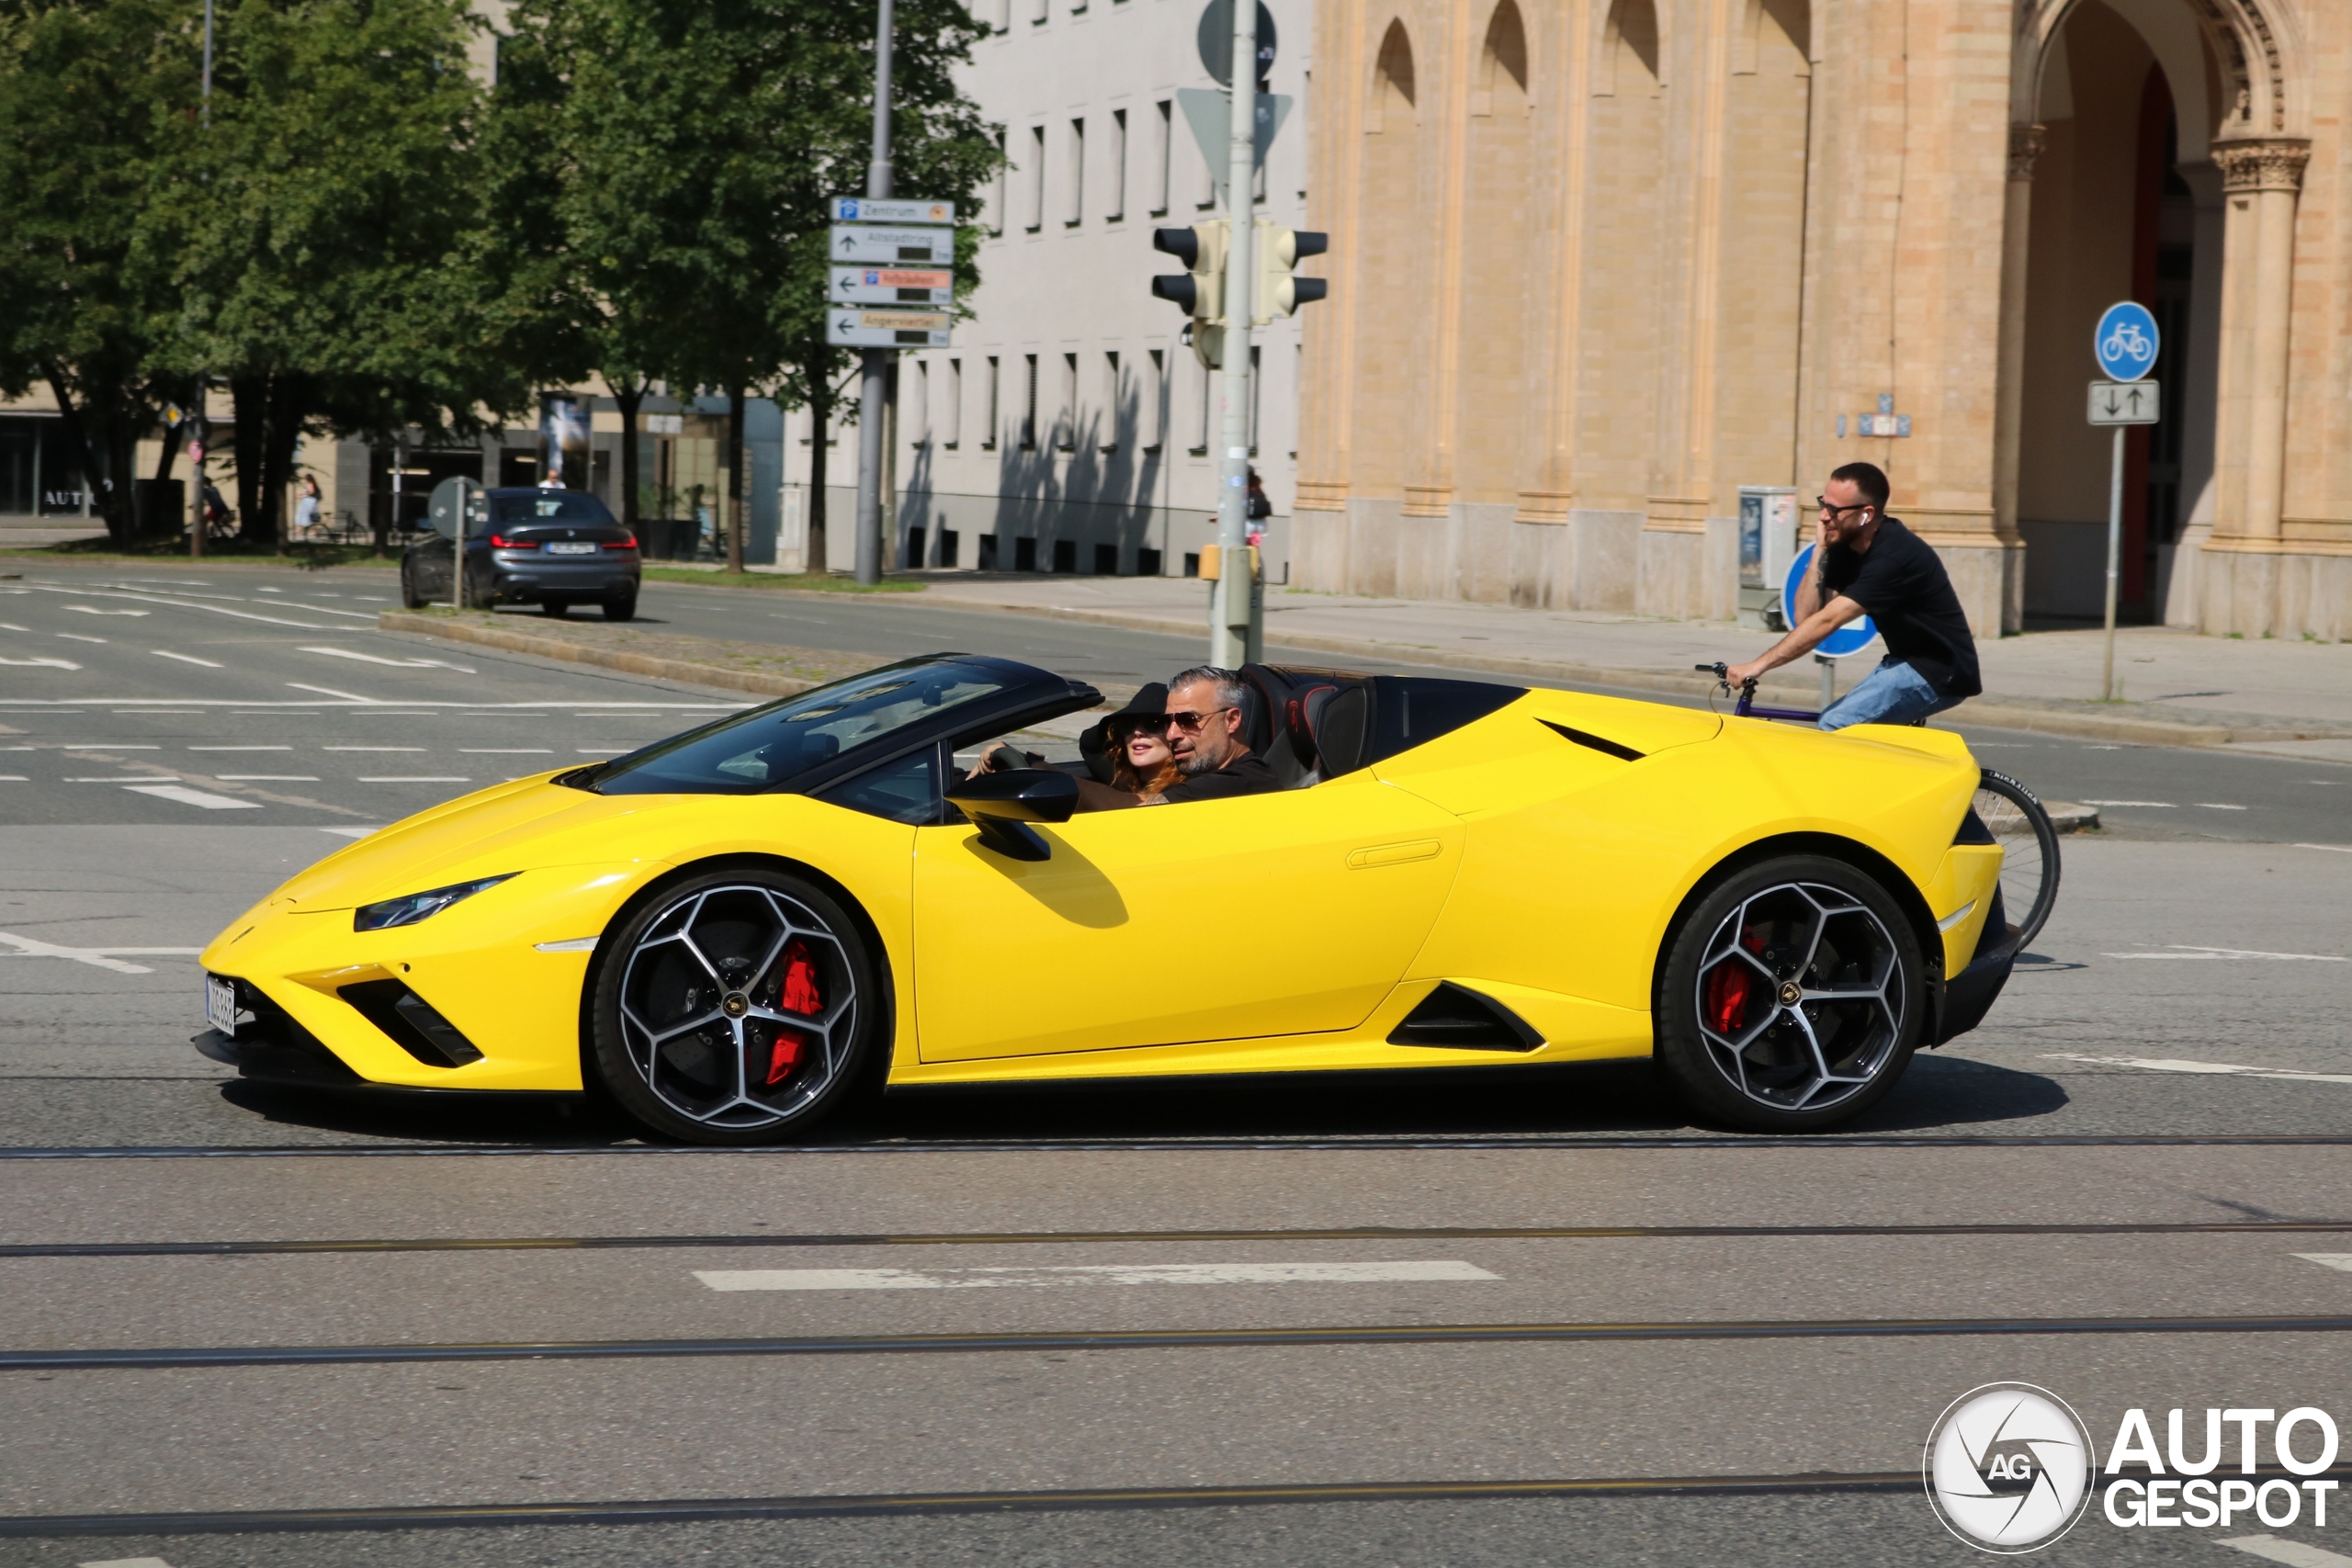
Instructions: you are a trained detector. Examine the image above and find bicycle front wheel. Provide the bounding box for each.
[1972,769,2061,950]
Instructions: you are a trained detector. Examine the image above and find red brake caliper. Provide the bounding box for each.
[765,941,822,1086]
[1703,961,1753,1036]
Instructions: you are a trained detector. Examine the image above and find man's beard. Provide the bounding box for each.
[1175,748,1216,776]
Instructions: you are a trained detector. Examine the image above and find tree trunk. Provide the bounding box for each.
[263,378,303,555]
[613,377,643,535]
[43,367,134,547]
[726,385,746,574]
[232,374,269,547]
[805,368,830,577]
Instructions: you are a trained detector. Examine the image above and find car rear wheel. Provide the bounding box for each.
[540,596,570,617]
[1654,854,1924,1133]
[400,565,428,610]
[588,868,878,1145]
[603,589,637,622]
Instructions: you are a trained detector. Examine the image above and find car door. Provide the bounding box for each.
[910,771,1464,1062]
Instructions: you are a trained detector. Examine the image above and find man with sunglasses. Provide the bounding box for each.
[1135,665,1277,804]
[1724,461,1981,729]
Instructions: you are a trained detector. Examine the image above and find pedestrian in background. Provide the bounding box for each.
[294,475,322,540]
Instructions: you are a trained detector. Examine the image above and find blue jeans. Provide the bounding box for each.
[1818,658,1966,731]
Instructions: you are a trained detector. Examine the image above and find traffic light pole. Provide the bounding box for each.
[1211,4,1259,667]
[852,0,896,586]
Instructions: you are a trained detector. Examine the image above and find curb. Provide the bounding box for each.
[377,613,822,700]
[888,595,2336,750]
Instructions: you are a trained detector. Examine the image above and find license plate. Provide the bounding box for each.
[548,541,597,555]
[205,976,239,1037]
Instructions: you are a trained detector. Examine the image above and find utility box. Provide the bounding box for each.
[1737,487,1800,630]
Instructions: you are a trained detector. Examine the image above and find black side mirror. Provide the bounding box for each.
[944,768,1079,861]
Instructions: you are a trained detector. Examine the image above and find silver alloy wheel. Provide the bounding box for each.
[1691,880,1905,1113]
[615,882,857,1129]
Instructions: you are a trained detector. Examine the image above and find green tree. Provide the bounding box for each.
[149,0,526,547]
[0,0,196,545]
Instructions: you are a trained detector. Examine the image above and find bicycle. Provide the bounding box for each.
[1695,662,2059,949]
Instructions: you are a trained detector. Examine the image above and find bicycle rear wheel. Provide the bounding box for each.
[1971,769,2061,950]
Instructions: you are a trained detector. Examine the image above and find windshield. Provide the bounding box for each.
[589,660,1014,795]
[491,491,616,525]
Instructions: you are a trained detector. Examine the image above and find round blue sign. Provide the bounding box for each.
[2094,300,2160,382]
[1784,545,1880,660]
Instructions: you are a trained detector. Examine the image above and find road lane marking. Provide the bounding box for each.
[76,1556,177,1567]
[0,657,79,669]
[695,1261,1505,1292]
[215,774,319,782]
[2081,798,2176,807]
[187,746,289,751]
[64,776,178,783]
[0,932,199,976]
[2298,844,2352,854]
[153,649,222,667]
[462,748,554,754]
[55,633,107,644]
[2218,1538,2352,1567]
[26,584,335,629]
[286,682,379,703]
[2102,944,2344,962]
[300,645,477,673]
[0,776,24,782]
[122,783,264,810]
[322,827,379,838]
[65,605,147,616]
[357,775,469,784]
[2198,803,2249,810]
[324,746,424,752]
[2295,1255,2352,1272]
[2045,1054,2352,1086]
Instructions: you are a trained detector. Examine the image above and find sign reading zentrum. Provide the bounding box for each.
[826,197,955,348]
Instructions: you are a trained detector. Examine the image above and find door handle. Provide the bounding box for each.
[1346,840,1442,869]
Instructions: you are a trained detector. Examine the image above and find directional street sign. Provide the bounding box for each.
[830,265,954,307]
[1176,87,1292,209]
[827,309,952,348]
[829,225,954,265]
[1784,544,1880,659]
[2094,300,2160,382]
[830,197,956,225]
[2087,379,2162,426]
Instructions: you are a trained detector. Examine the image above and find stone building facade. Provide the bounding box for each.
[1296,0,2352,639]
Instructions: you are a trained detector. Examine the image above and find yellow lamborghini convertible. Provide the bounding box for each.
[196,654,2017,1141]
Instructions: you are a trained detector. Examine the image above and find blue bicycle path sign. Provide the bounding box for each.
[1783,545,1880,659]
[2095,301,2160,382]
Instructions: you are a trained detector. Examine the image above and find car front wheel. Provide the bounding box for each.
[587,868,879,1145]
[603,589,637,622]
[401,565,428,610]
[1654,854,1924,1133]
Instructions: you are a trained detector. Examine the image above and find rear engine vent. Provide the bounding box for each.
[1540,720,1644,761]
[339,979,485,1067]
[1954,809,1996,845]
[1387,983,1545,1052]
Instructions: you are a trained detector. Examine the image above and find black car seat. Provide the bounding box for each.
[1284,682,1371,781]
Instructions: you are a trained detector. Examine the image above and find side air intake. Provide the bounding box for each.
[1386,983,1545,1052]
[339,979,486,1067]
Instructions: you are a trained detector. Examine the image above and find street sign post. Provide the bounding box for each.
[827,309,951,348]
[829,265,953,307]
[829,224,953,265]
[2090,301,2162,700]
[426,477,483,611]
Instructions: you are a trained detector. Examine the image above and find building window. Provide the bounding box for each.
[1026,126,1046,231]
[912,360,931,446]
[1057,353,1078,451]
[939,529,960,568]
[990,0,1008,30]
[978,535,999,570]
[1249,344,1261,455]
[1138,547,1161,575]
[1052,538,1077,573]
[945,358,962,449]
[1107,108,1127,222]
[1150,100,1172,217]
[1093,542,1120,574]
[982,356,1000,450]
[1030,0,1046,23]
[1020,354,1038,450]
[1190,355,1211,456]
[1015,536,1037,570]
[1099,351,1121,453]
[1066,118,1085,226]
[989,130,1007,233]
[1195,115,1217,210]
[1143,347,1165,455]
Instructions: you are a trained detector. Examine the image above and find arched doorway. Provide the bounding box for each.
[1346,17,1430,596]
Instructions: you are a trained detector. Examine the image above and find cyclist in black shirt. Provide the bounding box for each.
[1724,462,1983,730]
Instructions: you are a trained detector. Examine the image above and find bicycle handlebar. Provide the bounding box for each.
[1695,662,1758,694]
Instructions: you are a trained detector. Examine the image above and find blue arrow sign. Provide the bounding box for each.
[2094,301,2160,382]
[1784,545,1880,659]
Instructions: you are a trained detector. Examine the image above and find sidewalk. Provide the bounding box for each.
[898,574,2352,757]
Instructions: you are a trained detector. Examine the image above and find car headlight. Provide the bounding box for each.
[353,874,516,931]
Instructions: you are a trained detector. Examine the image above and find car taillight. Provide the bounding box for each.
[488,533,528,548]
[605,536,637,551]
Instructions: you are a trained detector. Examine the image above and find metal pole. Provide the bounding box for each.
[1211,2,1259,666]
[1816,651,1834,716]
[851,0,896,586]
[2100,423,2125,700]
[190,0,211,561]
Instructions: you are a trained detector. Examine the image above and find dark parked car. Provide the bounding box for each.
[401,488,640,620]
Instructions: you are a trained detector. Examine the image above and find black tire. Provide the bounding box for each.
[1972,769,2061,950]
[400,565,427,611]
[588,867,879,1145]
[602,589,638,622]
[1655,854,1925,1133]
[540,597,570,617]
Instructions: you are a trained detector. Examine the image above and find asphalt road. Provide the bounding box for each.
[3,559,2350,1567]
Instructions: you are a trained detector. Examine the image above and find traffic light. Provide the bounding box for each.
[1252,223,1329,325]
[1151,221,1229,368]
